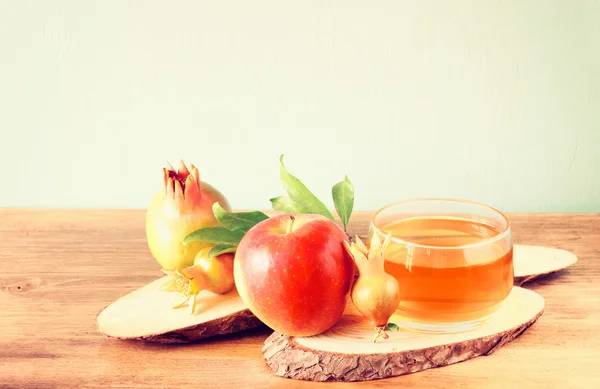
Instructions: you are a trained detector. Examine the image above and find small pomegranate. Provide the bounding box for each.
[160,247,235,313]
[145,160,231,271]
[343,233,401,342]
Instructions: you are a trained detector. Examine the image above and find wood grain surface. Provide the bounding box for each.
[1,209,599,389]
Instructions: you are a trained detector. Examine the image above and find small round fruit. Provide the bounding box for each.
[351,272,401,328]
[191,247,235,295]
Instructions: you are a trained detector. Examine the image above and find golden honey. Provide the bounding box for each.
[374,216,514,325]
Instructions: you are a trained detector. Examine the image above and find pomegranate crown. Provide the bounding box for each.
[162,160,202,201]
[343,233,393,273]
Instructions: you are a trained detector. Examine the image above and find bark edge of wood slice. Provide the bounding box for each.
[262,286,544,382]
[513,244,578,286]
[96,276,262,344]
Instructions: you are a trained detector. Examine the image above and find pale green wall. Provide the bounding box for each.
[1,1,598,212]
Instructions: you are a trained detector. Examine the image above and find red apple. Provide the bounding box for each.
[233,213,355,337]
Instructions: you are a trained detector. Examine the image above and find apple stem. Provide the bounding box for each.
[286,215,295,234]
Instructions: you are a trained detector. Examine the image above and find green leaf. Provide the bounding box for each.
[278,155,334,220]
[208,243,238,258]
[332,175,354,231]
[183,227,245,246]
[270,196,311,214]
[212,202,270,233]
[385,322,399,332]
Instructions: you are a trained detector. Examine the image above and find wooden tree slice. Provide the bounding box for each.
[513,244,578,286]
[96,276,262,344]
[96,244,572,344]
[262,286,544,382]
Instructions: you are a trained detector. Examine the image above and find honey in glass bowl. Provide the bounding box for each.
[367,199,514,333]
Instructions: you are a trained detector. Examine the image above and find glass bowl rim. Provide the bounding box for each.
[370,197,511,250]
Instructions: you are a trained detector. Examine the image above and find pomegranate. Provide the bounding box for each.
[343,233,401,342]
[161,247,235,313]
[145,160,231,271]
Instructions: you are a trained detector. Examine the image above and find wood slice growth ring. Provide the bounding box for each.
[96,276,262,343]
[262,286,544,382]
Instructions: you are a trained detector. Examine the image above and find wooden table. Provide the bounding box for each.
[1,209,599,388]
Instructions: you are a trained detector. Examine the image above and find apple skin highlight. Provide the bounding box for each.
[233,214,355,337]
